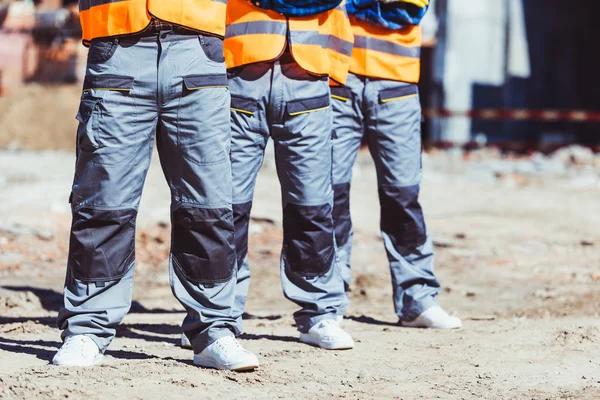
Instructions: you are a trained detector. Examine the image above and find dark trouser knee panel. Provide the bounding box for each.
[283,203,335,277]
[171,206,236,284]
[332,183,352,247]
[69,208,137,282]
[233,202,252,271]
[379,185,427,250]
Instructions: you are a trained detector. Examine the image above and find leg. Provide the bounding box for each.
[364,80,440,321]
[57,36,158,353]
[157,33,240,353]
[272,57,347,333]
[330,74,366,297]
[227,63,272,334]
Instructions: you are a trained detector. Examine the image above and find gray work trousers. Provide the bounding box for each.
[57,30,238,354]
[228,53,345,334]
[331,72,441,321]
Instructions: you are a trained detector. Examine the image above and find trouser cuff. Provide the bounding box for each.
[190,326,235,354]
[296,312,339,334]
[398,296,439,322]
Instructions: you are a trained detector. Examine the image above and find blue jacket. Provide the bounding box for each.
[250,0,342,17]
[346,0,428,30]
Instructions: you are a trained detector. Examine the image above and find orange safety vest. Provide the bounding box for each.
[79,0,227,45]
[224,0,354,85]
[349,16,421,83]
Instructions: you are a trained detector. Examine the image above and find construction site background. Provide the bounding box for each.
[0,0,83,93]
[1,0,600,150]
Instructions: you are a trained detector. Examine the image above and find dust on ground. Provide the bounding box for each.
[1,87,600,398]
[0,85,81,151]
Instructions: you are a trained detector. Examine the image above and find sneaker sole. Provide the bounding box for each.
[400,321,463,329]
[299,334,354,350]
[52,354,104,367]
[193,355,259,372]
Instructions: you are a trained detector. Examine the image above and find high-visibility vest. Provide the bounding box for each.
[79,0,227,45]
[224,0,354,84]
[349,16,421,83]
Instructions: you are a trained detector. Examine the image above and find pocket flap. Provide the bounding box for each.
[76,96,101,124]
[331,87,352,102]
[379,85,418,103]
[83,74,134,92]
[287,94,330,116]
[183,74,228,90]
[230,95,258,115]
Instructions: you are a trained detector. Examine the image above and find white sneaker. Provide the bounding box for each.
[299,319,354,350]
[181,333,192,349]
[336,314,344,324]
[401,306,462,329]
[193,336,259,371]
[52,335,104,367]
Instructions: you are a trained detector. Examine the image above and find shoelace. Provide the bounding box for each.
[216,337,243,356]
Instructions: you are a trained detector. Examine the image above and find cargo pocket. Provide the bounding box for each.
[287,93,330,116]
[76,95,102,152]
[330,87,352,102]
[83,74,134,94]
[76,74,134,156]
[171,207,236,285]
[230,94,258,116]
[68,208,137,282]
[178,74,229,166]
[183,74,228,91]
[378,85,418,104]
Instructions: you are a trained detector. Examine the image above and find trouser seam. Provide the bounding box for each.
[172,202,233,211]
[71,204,139,213]
[171,256,235,285]
[71,258,135,283]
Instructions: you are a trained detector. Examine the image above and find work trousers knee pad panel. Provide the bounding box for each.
[283,203,335,277]
[171,206,236,284]
[332,183,352,247]
[379,185,427,250]
[68,208,137,282]
[233,202,253,270]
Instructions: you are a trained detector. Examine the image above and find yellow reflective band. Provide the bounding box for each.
[381,94,418,103]
[187,85,228,90]
[288,105,330,116]
[401,0,429,7]
[331,94,348,102]
[231,107,255,115]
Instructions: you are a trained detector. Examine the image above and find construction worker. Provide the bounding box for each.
[224,0,356,349]
[331,0,462,328]
[52,0,259,371]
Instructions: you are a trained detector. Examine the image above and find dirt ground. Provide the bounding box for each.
[0,86,599,399]
[0,85,80,151]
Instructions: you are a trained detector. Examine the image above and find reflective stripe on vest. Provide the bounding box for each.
[224,0,354,84]
[79,0,226,44]
[349,17,421,83]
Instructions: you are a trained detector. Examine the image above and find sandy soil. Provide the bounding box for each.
[0,144,599,399]
[0,85,81,151]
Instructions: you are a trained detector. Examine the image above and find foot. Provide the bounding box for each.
[181,333,192,349]
[299,319,354,350]
[52,335,104,366]
[193,336,259,371]
[401,306,462,329]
